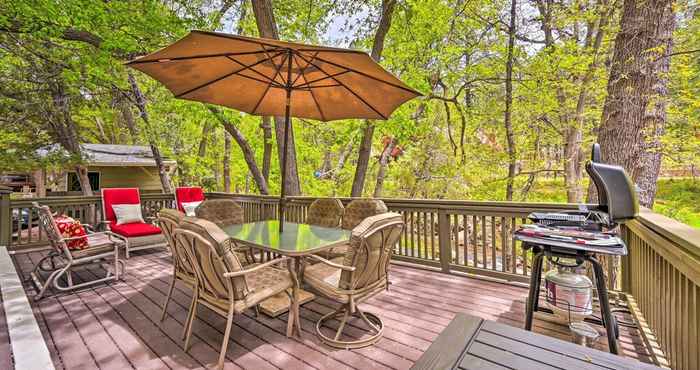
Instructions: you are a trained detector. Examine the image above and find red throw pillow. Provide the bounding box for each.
[55,215,89,250]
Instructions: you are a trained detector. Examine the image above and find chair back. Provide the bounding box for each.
[307,198,345,228]
[341,199,388,230]
[175,217,249,302]
[33,202,70,256]
[157,208,195,278]
[102,188,141,224]
[175,186,205,213]
[340,212,404,292]
[195,199,244,227]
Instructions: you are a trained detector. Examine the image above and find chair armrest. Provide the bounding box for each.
[224,256,290,278]
[81,223,96,233]
[306,254,355,272]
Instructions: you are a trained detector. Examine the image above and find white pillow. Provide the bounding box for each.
[112,204,144,225]
[181,201,203,217]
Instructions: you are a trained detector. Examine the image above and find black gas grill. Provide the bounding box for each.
[516,143,639,355]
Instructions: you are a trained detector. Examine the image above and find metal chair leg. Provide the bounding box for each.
[183,293,198,346]
[161,274,176,322]
[217,306,236,370]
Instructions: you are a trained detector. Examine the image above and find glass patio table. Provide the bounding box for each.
[221,220,351,337]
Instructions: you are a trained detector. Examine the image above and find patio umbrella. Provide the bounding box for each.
[126,30,421,231]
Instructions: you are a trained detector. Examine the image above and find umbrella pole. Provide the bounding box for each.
[279,50,293,233]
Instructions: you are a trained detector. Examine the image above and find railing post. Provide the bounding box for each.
[438,209,451,273]
[0,186,11,247]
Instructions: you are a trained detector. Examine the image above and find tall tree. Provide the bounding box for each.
[251,0,302,195]
[350,0,397,197]
[503,0,517,201]
[223,131,232,192]
[595,0,676,207]
[127,72,174,193]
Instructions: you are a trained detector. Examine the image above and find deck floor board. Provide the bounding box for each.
[10,250,653,369]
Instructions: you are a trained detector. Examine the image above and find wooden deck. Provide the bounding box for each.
[9,249,654,370]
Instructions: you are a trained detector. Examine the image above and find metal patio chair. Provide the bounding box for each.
[303,212,404,348]
[306,198,345,228]
[195,199,255,263]
[31,202,126,300]
[174,217,296,370]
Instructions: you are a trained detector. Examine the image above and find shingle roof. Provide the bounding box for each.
[38,143,177,167]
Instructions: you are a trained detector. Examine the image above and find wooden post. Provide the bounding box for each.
[0,186,12,247]
[438,209,452,273]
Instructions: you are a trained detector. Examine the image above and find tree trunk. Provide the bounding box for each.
[503,0,517,201]
[260,116,272,181]
[48,75,93,196]
[197,121,212,157]
[223,131,232,192]
[350,0,397,197]
[127,72,173,193]
[594,0,675,207]
[373,138,396,197]
[209,106,269,194]
[251,0,301,195]
[33,169,46,198]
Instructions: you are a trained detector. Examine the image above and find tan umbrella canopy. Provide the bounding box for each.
[127,30,421,230]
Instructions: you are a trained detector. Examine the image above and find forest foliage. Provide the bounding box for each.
[1,0,699,218]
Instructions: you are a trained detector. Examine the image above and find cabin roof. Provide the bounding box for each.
[38,143,177,167]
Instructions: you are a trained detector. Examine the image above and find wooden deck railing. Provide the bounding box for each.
[1,188,698,368]
[620,210,700,370]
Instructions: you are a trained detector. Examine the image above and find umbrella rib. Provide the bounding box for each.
[224,56,282,86]
[292,53,326,121]
[295,53,387,120]
[292,70,350,89]
[126,50,278,65]
[250,53,290,115]
[174,51,285,98]
[311,54,421,96]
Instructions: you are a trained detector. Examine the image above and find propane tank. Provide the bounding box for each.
[544,265,593,323]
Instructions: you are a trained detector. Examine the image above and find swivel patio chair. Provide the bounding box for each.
[303,212,404,349]
[101,188,168,258]
[195,199,255,263]
[175,186,205,216]
[174,217,296,370]
[31,202,126,300]
[306,198,345,228]
[156,208,197,326]
[322,198,388,259]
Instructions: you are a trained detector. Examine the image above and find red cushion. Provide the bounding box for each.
[175,187,205,212]
[102,188,141,223]
[55,215,88,250]
[110,222,162,237]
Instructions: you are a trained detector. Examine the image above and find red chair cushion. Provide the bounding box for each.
[110,222,162,237]
[175,187,205,212]
[102,188,141,223]
[55,215,88,250]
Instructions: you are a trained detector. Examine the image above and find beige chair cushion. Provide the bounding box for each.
[201,266,292,313]
[306,198,344,228]
[178,217,249,300]
[306,212,404,303]
[195,199,244,227]
[341,199,388,230]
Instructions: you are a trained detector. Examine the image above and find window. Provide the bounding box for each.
[67,171,100,192]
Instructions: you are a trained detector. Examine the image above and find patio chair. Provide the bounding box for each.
[101,188,167,258]
[321,198,388,259]
[303,212,404,348]
[306,198,345,228]
[156,208,196,325]
[195,199,255,263]
[31,202,126,300]
[174,217,296,370]
[175,186,205,216]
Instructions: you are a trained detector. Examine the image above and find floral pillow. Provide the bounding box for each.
[54,215,89,250]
